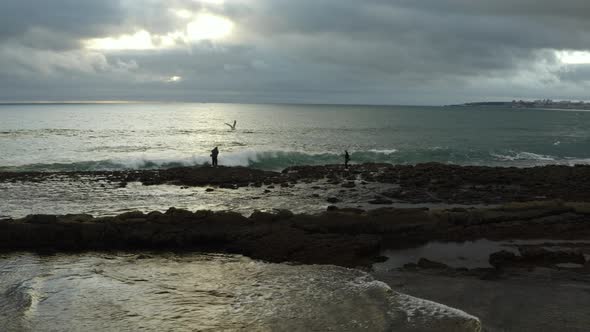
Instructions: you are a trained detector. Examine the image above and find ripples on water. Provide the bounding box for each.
[1,103,590,171]
[0,175,408,218]
[0,253,479,332]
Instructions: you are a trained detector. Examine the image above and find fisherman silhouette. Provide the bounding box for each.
[344,150,351,168]
[225,120,237,130]
[211,147,219,167]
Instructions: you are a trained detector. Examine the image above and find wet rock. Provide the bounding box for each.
[337,208,366,214]
[417,258,449,269]
[58,214,94,223]
[205,188,215,192]
[518,247,586,265]
[369,197,393,205]
[24,215,57,224]
[489,248,585,268]
[374,255,388,263]
[478,268,504,280]
[327,205,339,212]
[147,211,164,221]
[117,211,146,220]
[326,197,341,204]
[3,202,590,270]
[489,250,517,269]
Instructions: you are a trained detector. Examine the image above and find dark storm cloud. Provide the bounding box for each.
[0,0,125,48]
[0,0,590,104]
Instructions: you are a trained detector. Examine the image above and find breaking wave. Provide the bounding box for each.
[1,149,590,172]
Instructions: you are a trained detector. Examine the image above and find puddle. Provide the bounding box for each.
[374,239,590,272]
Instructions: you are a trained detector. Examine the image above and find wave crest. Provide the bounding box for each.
[2,149,590,172]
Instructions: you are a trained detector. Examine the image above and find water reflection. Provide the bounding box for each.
[0,252,479,331]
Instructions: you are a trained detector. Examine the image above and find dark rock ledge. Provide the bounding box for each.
[1,201,590,268]
[5,163,590,205]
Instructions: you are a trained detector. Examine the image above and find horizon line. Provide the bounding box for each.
[0,100,442,107]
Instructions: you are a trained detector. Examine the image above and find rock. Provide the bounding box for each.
[337,208,366,214]
[374,255,388,263]
[24,215,57,224]
[275,209,295,220]
[518,247,586,265]
[489,250,517,268]
[327,205,339,211]
[58,214,94,223]
[264,190,272,194]
[478,269,504,280]
[205,188,215,192]
[147,211,164,221]
[117,211,146,220]
[489,247,585,268]
[369,197,393,205]
[326,197,341,204]
[417,258,449,269]
[164,207,194,219]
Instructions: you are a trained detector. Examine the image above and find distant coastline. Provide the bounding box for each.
[450,99,590,110]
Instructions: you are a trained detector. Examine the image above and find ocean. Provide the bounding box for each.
[2,102,590,172]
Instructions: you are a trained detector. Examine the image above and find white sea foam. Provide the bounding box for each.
[491,151,556,162]
[369,149,399,154]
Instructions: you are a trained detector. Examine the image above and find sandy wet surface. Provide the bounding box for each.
[374,269,590,332]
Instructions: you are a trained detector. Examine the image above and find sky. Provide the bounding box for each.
[1,0,590,105]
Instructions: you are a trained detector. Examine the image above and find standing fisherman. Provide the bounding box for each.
[344,150,351,168]
[211,147,219,167]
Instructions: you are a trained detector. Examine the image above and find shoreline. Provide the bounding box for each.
[4,162,590,204]
[3,162,590,331]
[2,201,589,268]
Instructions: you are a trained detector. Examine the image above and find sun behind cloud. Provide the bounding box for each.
[187,13,234,41]
[84,12,234,51]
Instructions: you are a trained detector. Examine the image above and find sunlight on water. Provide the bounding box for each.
[0,253,480,331]
[1,103,590,171]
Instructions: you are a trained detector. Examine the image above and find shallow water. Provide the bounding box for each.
[374,239,590,271]
[0,175,398,218]
[0,252,479,332]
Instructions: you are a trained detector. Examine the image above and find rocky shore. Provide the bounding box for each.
[3,163,590,331]
[3,163,590,204]
[2,201,589,271]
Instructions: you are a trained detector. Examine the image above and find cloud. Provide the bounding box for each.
[1,0,590,104]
